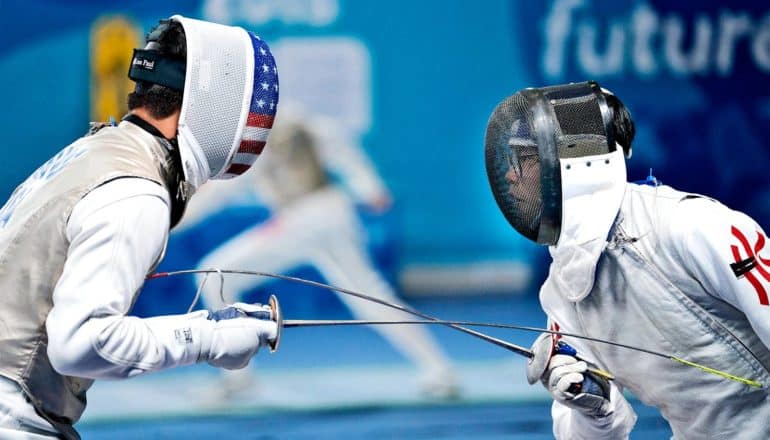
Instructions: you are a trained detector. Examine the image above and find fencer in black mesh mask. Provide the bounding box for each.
[485,81,627,246]
[486,81,770,439]
[486,81,630,301]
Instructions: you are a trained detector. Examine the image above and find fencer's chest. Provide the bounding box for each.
[550,242,684,399]
[551,236,768,412]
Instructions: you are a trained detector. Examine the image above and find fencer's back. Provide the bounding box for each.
[0,122,173,433]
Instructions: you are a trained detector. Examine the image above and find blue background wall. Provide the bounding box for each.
[1,4,763,434]
[1,0,769,297]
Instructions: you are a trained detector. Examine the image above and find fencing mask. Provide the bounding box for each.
[484,81,620,246]
[253,115,328,206]
[129,15,279,189]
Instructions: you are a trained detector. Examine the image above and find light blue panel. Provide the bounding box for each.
[3,0,768,271]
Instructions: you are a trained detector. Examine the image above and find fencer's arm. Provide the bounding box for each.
[314,122,391,208]
[45,178,258,379]
[669,197,770,350]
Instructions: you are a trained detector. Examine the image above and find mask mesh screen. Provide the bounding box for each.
[485,92,543,242]
[178,18,251,178]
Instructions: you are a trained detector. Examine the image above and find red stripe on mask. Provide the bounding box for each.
[247,113,275,128]
[225,163,251,175]
[239,140,266,155]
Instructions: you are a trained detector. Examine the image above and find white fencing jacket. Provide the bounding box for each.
[0,121,218,438]
[541,182,770,439]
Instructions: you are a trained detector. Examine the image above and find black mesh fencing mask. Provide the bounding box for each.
[484,81,616,245]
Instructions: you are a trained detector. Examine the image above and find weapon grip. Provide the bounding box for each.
[267,295,281,352]
[567,369,606,396]
[238,295,282,352]
[554,341,610,396]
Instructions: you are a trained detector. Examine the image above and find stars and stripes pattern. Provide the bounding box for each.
[224,32,279,177]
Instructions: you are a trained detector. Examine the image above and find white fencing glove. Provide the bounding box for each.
[526,333,612,418]
[201,302,278,370]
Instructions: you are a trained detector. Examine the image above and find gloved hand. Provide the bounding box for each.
[201,302,278,370]
[526,333,612,418]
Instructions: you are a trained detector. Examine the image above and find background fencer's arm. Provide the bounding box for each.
[45,178,271,379]
[667,197,770,350]
[313,118,391,209]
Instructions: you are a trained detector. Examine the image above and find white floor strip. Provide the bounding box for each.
[81,358,550,422]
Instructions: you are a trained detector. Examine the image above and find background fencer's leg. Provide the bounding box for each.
[312,240,459,398]
[196,220,303,309]
[195,219,306,401]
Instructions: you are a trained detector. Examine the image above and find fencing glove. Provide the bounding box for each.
[200,302,278,370]
[527,332,612,418]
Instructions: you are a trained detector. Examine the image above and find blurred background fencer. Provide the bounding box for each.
[175,104,459,400]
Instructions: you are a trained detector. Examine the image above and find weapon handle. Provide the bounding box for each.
[268,295,282,352]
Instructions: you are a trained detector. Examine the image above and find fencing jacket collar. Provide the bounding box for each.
[121,113,190,228]
[547,148,627,302]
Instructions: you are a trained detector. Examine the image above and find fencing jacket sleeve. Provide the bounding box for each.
[46,177,216,379]
[667,196,770,351]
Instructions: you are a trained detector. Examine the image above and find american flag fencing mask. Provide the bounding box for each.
[172,15,279,184]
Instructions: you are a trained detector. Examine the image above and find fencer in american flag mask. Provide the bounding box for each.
[129,15,279,190]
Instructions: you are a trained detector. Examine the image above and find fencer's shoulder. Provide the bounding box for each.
[86,120,115,136]
[663,190,758,248]
[617,183,743,247]
[81,120,152,145]
[83,121,124,139]
[73,123,136,153]
[624,182,690,202]
[76,178,170,218]
[95,177,169,200]
[617,183,692,235]
[622,183,711,217]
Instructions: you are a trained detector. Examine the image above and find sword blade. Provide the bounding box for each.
[281,319,664,358]
[147,269,764,388]
[149,269,533,358]
[282,321,531,357]
[283,319,453,327]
